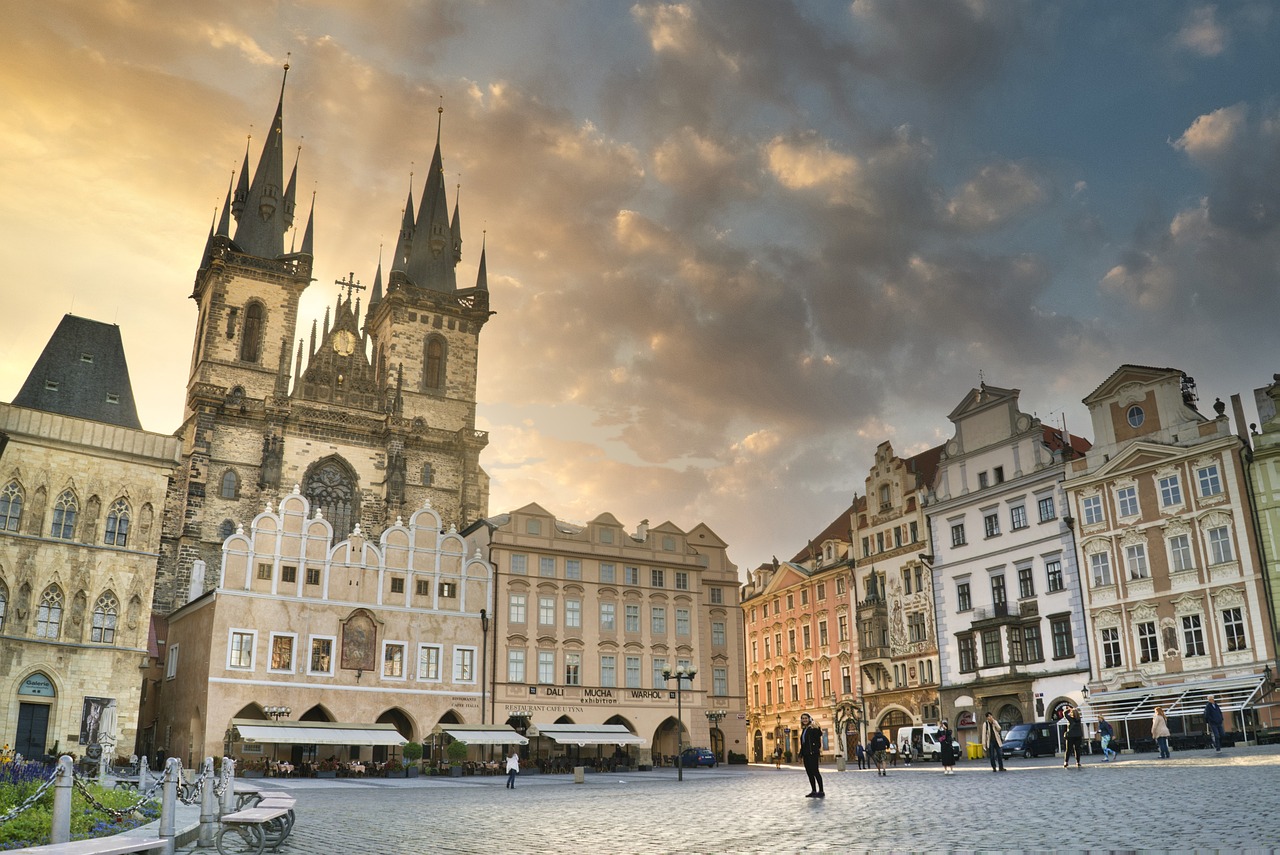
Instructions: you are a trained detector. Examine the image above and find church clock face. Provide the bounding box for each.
[332,330,357,357]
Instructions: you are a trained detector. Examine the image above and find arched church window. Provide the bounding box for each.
[0,481,22,532]
[240,302,265,363]
[92,591,119,644]
[220,470,240,500]
[304,458,358,542]
[51,490,78,540]
[36,585,63,638]
[0,579,8,633]
[219,519,236,540]
[424,336,446,391]
[422,463,433,486]
[104,499,130,547]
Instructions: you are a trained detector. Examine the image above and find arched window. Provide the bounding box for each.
[220,470,240,500]
[0,579,8,633]
[422,463,433,486]
[239,302,265,363]
[219,519,236,540]
[104,499,130,547]
[92,591,119,644]
[50,490,78,540]
[424,336,446,391]
[303,457,359,542]
[36,585,63,638]
[0,481,23,532]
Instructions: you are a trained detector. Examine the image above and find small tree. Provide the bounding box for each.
[401,741,423,765]
[446,739,469,764]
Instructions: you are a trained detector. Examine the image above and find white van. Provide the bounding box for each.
[895,725,944,762]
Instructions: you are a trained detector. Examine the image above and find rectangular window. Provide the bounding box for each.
[600,655,616,687]
[416,579,430,597]
[269,634,295,672]
[1197,464,1222,497]
[910,521,919,542]
[309,637,334,675]
[713,666,728,696]
[281,565,297,584]
[766,683,773,704]
[1159,475,1183,507]
[1223,607,1247,651]
[805,674,814,700]
[1051,616,1074,659]
[228,630,255,670]
[958,636,976,672]
[978,471,990,489]
[1010,505,1028,530]
[306,567,321,586]
[841,665,852,694]
[1024,625,1043,661]
[565,598,582,629]
[257,563,272,581]
[862,537,870,557]
[1138,621,1159,663]
[508,649,526,683]
[676,571,690,591]
[837,615,848,642]
[1208,526,1234,564]
[652,658,668,688]
[538,651,555,684]
[800,588,809,606]
[876,532,884,552]
[383,642,406,679]
[509,554,528,575]
[625,604,641,633]
[951,522,966,547]
[599,563,616,584]
[821,669,831,698]
[994,466,1004,483]
[1182,615,1206,656]
[600,602,616,631]
[764,636,771,658]
[1038,496,1057,522]
[651,569,665,588]
[991,575,1007,608]
[791,677,799,701]
[676,608,691,636]
[957,582,972,612]
[651,606,667,634]
[788,629,797,653]
[539,596,555,625]
[1101,627,1121,669]
[390,576,405,594]
[815,583,826,601]
[624,566,640,585]
[439,582,457,598]
[509,593,526,623]
[1126,544,1149,579]
[1017,566,1034,599]
[818,620,828,646]
[565,652,581,686]
[565,559,582,580]
[1169,534,1194,572]
[902,568,912,595]
[893,527,902,548]
[1045,559,1064,592]
[417,644,442,681]
[1117,486,1139,518]
[710,585,723,603]
[787,593,795,610]
[539,556,556,577]
[625,656,641,688]
[1009,626,1023,663]
[1082,495,1104,525]
[1090,552,1113,586]
[802,625,811,648]
[908,612,926,643]
[981,630,1002,667]
[166,643,179,680]
[836,576,845,595]
[712,621,726,646]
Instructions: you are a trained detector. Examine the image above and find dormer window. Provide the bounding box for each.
[1127,405,1145,428]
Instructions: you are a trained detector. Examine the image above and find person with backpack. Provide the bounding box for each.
[1063,707,1084,768]
[869,731,890,777]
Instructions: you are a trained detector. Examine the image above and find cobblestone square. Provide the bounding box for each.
[188,744,1280,854]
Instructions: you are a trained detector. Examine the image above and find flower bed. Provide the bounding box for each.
[0,759,160,850]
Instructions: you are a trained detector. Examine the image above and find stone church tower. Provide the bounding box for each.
[155,67,492,613]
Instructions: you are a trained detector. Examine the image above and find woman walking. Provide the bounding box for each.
[938,720,957,775]
[1152,706,1172,759]
[1063,707,1083,768]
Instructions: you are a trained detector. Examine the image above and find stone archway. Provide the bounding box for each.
[652,717,688,766]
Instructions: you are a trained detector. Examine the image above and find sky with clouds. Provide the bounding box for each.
[3,1,1280,577]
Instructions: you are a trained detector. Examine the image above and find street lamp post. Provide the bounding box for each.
[704,709,727,763]
[662,664,697,781]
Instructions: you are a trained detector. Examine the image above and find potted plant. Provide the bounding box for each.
[384,758,405,777]
[446,739,468,777]
[238,758,266,778]
[315,757,340,778]
[401,742,423,778]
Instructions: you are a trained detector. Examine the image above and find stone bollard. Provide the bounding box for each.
[160,757,181,840]
[139,755,152,793]
[573,766,585,784]
[836,755,847,772]
[50,756,75,845]
[199,757,217,848]
[221,757,236,816]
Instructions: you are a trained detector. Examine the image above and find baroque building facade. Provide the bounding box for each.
[465,504,745,766]
[0,316,180,760]
[1247,376,1280,666]
[928,384,1093,738]
[853,441,943,742]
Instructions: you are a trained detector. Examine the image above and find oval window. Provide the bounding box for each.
[1127,405,1145,428]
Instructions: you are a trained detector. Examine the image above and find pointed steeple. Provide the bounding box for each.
[283,145,300,231]
[299,191,315,258]
[391,179,414,275]
[404,104,459,293]
[370,247,384,307]
[232,138,251,220]
[232,59,292,258]
[216,174,233,237]
[475,231,488,291]
[199,208,218,271]
[451,185,462,263]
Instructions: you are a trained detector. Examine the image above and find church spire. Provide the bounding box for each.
[299,191,315,258]
[451,184,462,263]
[391,177,414,276]
[283,144,301,231]
[403,103,459,293]
[475,231,488,291]
[370,245,384,307]
[232,59,292,259]
[216,173,233,238]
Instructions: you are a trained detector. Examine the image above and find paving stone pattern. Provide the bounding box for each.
[182,745,1280,854]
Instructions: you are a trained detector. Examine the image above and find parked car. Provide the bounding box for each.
[680,747,717,767]
[1001,722,1059,758]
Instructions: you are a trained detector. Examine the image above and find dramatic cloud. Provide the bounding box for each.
[1175,5,1228,57]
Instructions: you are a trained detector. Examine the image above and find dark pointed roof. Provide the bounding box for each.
[12,315,142,429]
[402,109,459,293]
[475,233,488,291]
[232,64,292,259]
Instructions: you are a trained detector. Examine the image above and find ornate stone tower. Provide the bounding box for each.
[155,70,492,614]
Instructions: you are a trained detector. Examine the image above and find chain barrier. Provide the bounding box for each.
[70,765,168,821]
[177,766,210,806]
[0,763,62,824]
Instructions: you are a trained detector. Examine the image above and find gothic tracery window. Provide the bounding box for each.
[92,591,119,644]
[304,458,358,542]
[424,337,446,391]
[36,585,64,638]
[104,499,130,547]
[50,490,78,540]
[220,470,240,500]
[0,481,23,532]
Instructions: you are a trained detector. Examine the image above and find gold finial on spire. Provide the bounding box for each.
[284,51,291,72]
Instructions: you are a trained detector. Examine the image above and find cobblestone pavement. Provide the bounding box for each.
[184,744,1280,854]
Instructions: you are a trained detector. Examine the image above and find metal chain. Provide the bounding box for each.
[177,767,210,806]
[68,764,168,821]
[0,764,61,823]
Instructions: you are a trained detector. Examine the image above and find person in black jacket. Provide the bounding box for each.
[798,713,825,798]
[1063,707,1083,768]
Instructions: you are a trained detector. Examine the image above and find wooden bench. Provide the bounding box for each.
[5,837,173,855]
[217,805,293,855]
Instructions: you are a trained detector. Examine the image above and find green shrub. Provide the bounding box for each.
[401,741,423,763]
[445,740,469,763]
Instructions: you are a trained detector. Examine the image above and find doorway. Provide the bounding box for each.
[17,703,50,759]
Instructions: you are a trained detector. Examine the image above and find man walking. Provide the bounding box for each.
[1098,715,1116,762]
[505,749,520,788]
[799,713,825,798]
[1204,695,1225,752]
[982,712,1005,772]
[855,741,866,770]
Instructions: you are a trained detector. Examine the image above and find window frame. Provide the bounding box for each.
[382,640,408,681]
[309,635,336,677]
[267,631,297,674]
[417,643,443,682]
[227,628,258,671]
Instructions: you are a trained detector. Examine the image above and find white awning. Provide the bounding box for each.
[1080,673,1269,723]
[230,719,407,747]
[526,723,646,746]
[433,724,528,745]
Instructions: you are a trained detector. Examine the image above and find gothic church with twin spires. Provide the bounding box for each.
[155,67,493,614]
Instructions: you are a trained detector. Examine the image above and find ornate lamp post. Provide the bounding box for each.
[662,664,697,781]
[263,705,291,721]
[704,709,727,762]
